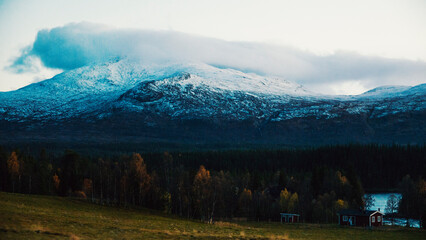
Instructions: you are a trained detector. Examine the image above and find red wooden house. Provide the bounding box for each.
[280,213,300,223]
[337,209,383,227]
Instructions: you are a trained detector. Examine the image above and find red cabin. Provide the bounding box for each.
[280,213,300,223]
[337,209,384,227]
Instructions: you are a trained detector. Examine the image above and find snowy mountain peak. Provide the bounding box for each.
[0,59,314,120]
[0,59,425,145]
[11,59,313,98]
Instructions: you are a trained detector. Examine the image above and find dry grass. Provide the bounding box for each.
[214,221,243,228]
[69,234,81,240]
[0,192,425,240]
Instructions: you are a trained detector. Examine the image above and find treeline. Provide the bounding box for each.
[0,144,425,225]
[140,144,426,190]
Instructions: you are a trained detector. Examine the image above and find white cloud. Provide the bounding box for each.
[8,22,426,95]
[330,81,369,95]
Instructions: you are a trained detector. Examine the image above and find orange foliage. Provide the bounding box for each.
[7,151,20,178]
[336,171,348,185]
[194,165,211,186]
[83,178,92,196]
[238,188,252,216]
[239,188,252,202]
[130,153,151,192]
[53,174,60,190]
[193,165,212,198]
[193,165,214,221]
[193,165,212,203]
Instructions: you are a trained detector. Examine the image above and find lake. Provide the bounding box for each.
[368,193,420,228]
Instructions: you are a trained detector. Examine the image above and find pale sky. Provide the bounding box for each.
[0,0,425,94]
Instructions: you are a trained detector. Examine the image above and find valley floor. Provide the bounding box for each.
[0,192,424,240]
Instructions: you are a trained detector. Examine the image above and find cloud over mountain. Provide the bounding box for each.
[9,22,426,94]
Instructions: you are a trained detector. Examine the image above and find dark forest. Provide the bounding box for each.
[1,144,425,225]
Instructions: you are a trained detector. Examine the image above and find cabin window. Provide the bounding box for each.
[343,216,348,221]
[377,216,381,222]
[372,216,375,223]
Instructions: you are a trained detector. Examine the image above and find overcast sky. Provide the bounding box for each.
[0,0,425,95]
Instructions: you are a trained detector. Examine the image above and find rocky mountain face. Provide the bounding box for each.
[1,59,425,146]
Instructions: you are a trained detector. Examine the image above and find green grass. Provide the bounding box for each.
[0,192,424,239]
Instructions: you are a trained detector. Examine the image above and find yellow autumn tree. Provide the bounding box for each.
[130,153,151,205]
[193,165,212,222]
[279,188,291,212]
[279,188,299,213]
[7,151,20,192]
[334,199,348,211]
[239,188,252,217]
[288,192,299,213]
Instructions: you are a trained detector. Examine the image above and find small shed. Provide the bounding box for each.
[280,213,300,223]
[337,209,383,227]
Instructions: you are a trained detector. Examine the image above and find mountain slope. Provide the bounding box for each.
[0,59,425,146]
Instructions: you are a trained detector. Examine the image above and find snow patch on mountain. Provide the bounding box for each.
[359,85,411,98]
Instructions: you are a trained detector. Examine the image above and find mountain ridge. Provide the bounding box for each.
[1,59,425,146]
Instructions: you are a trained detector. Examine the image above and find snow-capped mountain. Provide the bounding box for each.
[1,59,425,146]
[0,59,310,120]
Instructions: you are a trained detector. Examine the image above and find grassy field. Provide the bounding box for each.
[0,192,424,240]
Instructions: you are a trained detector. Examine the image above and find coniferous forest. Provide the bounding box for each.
[1,144,425,226]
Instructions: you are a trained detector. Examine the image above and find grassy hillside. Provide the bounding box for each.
[0,192,424,240]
